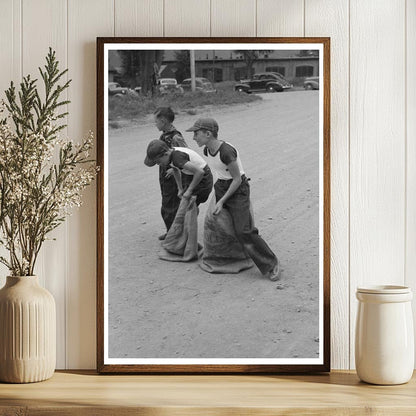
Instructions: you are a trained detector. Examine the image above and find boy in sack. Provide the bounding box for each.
[186,117,281,281]
[151,107,188,240]
[144,139,213,261]
[144,139,213,206]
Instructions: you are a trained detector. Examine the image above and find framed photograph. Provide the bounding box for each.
[97,37,330,373]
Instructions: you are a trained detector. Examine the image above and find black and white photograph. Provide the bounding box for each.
[97,38,330,373]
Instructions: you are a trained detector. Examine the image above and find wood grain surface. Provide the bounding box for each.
[0,0,415,371]
[21,0,68,369]
[0,371,415,415]
[349,0,407,369]
[406,0,416,369]
[67,0,114,370]
[305,0,350,371]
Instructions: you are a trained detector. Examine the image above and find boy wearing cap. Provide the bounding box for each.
[145,139,213,207]
[153,107,188,240]
[187,118,281,281]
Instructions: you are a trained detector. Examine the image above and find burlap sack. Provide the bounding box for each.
[159,196,202,262]
[199,196,254,273]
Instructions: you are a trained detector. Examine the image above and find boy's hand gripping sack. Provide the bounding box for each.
[159,196,202,262]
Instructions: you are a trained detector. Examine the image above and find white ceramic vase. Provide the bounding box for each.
[0,276,56,383]
[355,285,414,385]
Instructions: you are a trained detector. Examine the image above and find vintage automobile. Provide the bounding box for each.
[234,72,292,93]
[108,82,129,96]
[303,76,319,90]
[157,78,184,94]
[180,77,216,93]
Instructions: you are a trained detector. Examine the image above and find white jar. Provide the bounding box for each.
[355,285,414,385]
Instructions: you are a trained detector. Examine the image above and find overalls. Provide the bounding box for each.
[159,129,186,230]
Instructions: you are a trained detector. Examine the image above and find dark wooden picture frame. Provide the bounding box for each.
[97,37,330,373]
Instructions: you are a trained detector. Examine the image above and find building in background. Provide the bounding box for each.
[161,50,319,82]
[108,49,319,87]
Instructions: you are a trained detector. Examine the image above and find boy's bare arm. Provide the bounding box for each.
[172,167,183,194]
[181,162,204,198]
[213,161,241,215]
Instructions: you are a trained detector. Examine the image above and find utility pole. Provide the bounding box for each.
[190,50,196,92]
[212,50,215,83]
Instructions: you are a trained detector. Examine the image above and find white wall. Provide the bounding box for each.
[0,0,414,370]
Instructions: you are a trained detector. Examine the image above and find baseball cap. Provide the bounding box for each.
[144,140,169,166]
[186,118,219,134]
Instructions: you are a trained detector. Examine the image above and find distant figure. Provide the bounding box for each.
[187,117,281,281]
[149,107,187,240]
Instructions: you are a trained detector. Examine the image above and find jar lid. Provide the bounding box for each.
[357,285,411,294]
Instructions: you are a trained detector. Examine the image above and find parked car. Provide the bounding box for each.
[234,72,293,93]
[157,78,184,94]
[108,82,129,96]
[303,76,319,90]
[180,77,216,93]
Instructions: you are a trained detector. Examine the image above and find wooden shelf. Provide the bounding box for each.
[0,370,415,415]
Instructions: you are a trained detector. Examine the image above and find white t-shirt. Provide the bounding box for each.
[203,141,244,180]
[170,147,207,175]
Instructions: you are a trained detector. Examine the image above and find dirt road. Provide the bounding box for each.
[108,90,320,360]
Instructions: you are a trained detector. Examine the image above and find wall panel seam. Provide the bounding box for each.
[303,0,305,37]
[20,0,23,80]
[65,0,69,369]
[404,0,408,285]
[348,0,351,370]
[210,0,212,37]
[20,0,23,78]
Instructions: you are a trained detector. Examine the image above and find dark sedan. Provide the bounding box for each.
[235,72,292,93]
[304,76,319,90]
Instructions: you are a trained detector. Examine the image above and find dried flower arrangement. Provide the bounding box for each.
[0,48,97,276]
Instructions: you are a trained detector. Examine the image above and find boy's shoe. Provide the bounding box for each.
[158,233,167,241]
[265,262,281,281]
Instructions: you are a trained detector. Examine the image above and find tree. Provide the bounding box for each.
[117,50,141,87]
[234,50,272,78]
[118,50,164,94]
[139,50,164,95]
[174,50,191,83]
